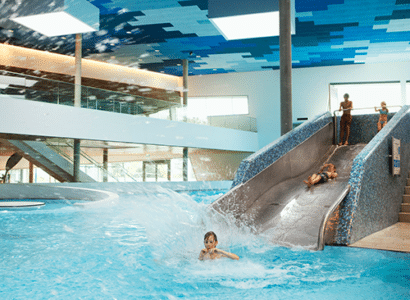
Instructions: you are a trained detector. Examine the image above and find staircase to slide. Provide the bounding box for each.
[1,139,95,182]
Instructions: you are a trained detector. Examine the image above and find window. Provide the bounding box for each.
[330,82,402,115]
[186,96,249,123]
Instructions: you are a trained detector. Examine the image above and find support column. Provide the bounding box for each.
[183,147,189,181]
[182,59,189,181]
[29,161,34,183]
[74,33,82,108]
[182,59,188,107]
[73,139,81,182]
[169,107,177,121]
[103,148,108,182]
[73,33,82,181]
[279,0,293,135]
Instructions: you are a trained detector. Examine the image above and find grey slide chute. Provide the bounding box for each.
[211,123,365,250]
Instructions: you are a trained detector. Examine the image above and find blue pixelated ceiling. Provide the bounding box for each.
[1,0,410,76]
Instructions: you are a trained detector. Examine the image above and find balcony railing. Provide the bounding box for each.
[1,70,257,132]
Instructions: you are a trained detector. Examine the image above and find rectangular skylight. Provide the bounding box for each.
[12,11,97,37]
[210,11,280,40]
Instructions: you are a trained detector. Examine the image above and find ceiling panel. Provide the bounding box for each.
[1,0,410,76]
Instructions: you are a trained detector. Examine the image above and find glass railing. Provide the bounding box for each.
[45,140,137,182]
[0,70,257,132]
[0,70,181,116]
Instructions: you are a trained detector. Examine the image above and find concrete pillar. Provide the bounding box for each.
[103,148,108,182]
[182,59,188,107]
[73,139,81,182]
[182,59,189,181]
[73,33,82,182]
[74,33,82,108]
[183,147,189,181]
[279,0,293,135]
[169,107,177,121]
[29,161,34,183]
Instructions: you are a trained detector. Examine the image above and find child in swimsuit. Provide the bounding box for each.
[304,163,338,188]
[375,101,388,132]
[199,231,239,261]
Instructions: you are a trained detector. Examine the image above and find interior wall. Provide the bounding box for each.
[188,61,410,149]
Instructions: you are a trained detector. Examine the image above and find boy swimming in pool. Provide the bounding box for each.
[199,231,239,260]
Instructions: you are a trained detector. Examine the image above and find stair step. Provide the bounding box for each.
[405,187,410,195]
[403,195,410,203]
[407,178,410,186]
[401,203,410,212]
[399,212,410,223]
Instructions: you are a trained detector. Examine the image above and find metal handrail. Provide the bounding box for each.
[332,105,402,116]
[45,141,137,182]
[317,185,351,250]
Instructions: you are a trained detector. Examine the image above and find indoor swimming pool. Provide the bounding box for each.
[1,189,409,299]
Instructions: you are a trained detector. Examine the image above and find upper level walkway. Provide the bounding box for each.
[0,95,258,152]
[0,70,258,152]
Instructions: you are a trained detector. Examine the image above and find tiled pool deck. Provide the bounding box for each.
[350,222,410,253]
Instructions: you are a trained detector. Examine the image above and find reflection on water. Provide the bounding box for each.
[0,189,409,299]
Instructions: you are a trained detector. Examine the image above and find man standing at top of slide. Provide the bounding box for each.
[339,93,353,146]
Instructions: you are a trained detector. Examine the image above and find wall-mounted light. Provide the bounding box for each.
[11,0,99,37]
[208,0,295,40]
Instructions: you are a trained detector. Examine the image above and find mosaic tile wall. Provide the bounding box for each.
[336,105,410,245]
[3,1,410,75]
[335,113,395,145]
[232,111,332,187]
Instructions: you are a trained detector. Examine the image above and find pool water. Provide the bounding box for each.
[1,189,409,299]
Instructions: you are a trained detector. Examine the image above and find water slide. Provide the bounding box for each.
[210,120,365,250]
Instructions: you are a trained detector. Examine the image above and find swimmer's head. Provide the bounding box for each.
[204,231,218,249]
[381,101,386,107]
[343,93,349,99]
[204,231,217,242]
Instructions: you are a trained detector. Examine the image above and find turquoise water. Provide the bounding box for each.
[1,190,409,299]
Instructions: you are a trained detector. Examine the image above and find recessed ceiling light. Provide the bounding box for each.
[11,0,99,37]
[210,12,280,40]
[208,0,295,40]
[13,12,98,37]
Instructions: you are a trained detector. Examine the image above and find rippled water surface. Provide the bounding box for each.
[1,190,409,299]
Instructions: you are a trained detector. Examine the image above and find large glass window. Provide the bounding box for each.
[330,82,402,115]
[186,96,249,123]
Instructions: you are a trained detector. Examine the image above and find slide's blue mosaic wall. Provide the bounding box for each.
[232,111,332,187]
[336,106,410,245]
